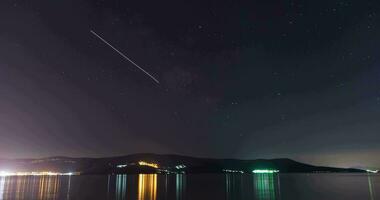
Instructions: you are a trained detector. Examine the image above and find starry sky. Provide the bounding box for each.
[0,0,379,168]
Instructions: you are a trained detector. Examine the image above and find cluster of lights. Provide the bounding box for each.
[138,161,159,169]
[223,169,244,173]
[0,171,77,177]
[117,164,128,168]
[158,169,177,174]
[175,165,186,170]
[366,169,379,174]
[252,169,279,174]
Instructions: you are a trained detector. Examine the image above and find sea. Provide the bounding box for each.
[0,173,378,200]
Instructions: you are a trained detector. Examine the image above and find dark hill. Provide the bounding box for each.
[0,153,365,174]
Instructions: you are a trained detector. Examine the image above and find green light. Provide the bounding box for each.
[176,174,186,200]
[116,174,127,200]
[252,169,279,174]
[254,173,278,200]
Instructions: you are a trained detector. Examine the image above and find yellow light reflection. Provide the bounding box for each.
[138,174,157,200]
[38,176,61,200]
[0,175,62,200]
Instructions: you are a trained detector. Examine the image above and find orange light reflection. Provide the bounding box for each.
[138,174,157,200]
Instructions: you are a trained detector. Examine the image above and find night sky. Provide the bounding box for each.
[0,0,379,168]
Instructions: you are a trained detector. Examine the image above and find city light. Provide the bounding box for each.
[366,169,379,174]
[252,169,279,174]
[0,171,78,177]
[175,164,186,169]
[223,169,244,173]
[138,161,159,168]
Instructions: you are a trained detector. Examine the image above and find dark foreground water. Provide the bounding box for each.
[0,173,378,200]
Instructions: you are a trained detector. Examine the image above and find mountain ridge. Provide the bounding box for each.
[0,153,366,174]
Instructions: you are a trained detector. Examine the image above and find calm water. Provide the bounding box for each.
[0,173,378,200]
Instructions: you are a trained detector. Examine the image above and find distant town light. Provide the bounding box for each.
[117,164,128,168]
[223,169,244,173]
[138,161,159,168]
[175,164,186,169]
[0,171,78,177]
[252,169,279,174]
[0,171,14,177]
[366,169,378,174]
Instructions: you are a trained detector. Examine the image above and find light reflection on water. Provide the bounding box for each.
[368,175,376,200]
[175,174,185,200]
[0,174,378,200]
[114,174,159,200]
[224,173,280,200]
[137,174,157,200]
[116,175,127,200]
[253,173,280,200]
[0,177,5,198]
[225,174,242,200]
[0,175,70,200]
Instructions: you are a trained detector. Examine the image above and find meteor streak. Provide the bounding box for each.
[90,30,160,84]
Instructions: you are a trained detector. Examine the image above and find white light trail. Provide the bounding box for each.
[90,30,160,84]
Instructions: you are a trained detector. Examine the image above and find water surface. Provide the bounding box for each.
[0,173,378,200]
